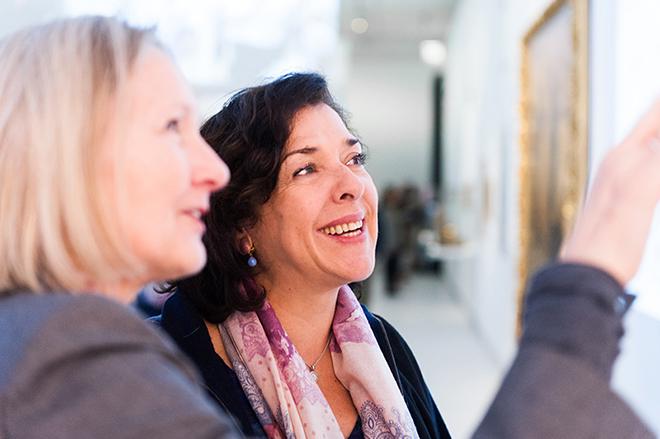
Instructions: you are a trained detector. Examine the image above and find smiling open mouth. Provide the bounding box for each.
[321,219,363,237]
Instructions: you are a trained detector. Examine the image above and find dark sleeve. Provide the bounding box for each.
[375,315,452,439]
[4,296,239,439]
[473,263,654,439]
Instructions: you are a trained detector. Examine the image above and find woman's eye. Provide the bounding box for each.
[348,153,367,166]
[293,164,315,177]
[165,118,180,132]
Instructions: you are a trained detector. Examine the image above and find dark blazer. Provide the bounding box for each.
[154,291,452,438]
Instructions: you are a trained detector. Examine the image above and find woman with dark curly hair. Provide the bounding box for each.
[156,72,451,438]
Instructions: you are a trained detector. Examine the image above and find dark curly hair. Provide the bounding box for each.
[170,72,350,323]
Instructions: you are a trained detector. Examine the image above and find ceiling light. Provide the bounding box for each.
[350,17,368,34]
[419,39,447,69]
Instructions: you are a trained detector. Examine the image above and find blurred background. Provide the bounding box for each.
[3,0,660,436]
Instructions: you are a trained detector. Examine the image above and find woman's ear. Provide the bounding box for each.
[235,227,258,268]
[235,228,254,255]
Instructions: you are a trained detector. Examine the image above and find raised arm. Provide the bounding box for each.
[474,100,660,438]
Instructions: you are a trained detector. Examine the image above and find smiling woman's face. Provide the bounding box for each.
[248,103,378,293]
[102,47,229,294]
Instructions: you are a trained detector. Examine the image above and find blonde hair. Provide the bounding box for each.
[0,16,157,294]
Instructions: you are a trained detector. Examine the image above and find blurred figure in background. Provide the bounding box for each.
[399,184,427,276]
[379,183,435,295]
[379,185,404,294]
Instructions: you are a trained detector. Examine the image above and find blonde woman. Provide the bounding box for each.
[0,17,238,438]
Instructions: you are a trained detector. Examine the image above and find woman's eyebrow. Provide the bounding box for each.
[282,146,318,161]
[283,138,360,162]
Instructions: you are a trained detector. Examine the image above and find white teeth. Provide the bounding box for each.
[191,210,201,219]
[322,220,364,236]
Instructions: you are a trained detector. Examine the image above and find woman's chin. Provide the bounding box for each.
[338,260,375,285]
[167,245,207,280]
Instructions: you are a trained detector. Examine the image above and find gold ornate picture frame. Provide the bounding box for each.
[516,0,589,336]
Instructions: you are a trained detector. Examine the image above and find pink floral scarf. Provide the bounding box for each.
[217,285,418,438]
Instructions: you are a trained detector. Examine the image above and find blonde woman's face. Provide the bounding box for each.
[103,47,229,286]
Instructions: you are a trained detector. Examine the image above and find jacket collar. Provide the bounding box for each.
[160,289,384,361]
[159,291,219,364]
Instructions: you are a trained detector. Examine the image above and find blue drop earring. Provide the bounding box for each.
[247,248,258,267]
[240,237,257,268]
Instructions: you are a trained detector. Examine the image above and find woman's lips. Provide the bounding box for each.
[321,219,364,236]
[182,208,207,232]
[319,212,365,233]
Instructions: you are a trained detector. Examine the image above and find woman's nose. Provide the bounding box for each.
[333,165,365,203]
[190,132,230,192]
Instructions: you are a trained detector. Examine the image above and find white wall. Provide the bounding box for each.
[343,47,436,190]
[445,0,660,432]
[443,0,553,367]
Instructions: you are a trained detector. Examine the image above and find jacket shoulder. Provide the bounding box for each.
[1,292,238,439]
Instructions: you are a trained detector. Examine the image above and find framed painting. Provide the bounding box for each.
[516,0,589,335]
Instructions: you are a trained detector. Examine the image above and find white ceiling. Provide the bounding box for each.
[0,0,458,89]
[340,0,457,45]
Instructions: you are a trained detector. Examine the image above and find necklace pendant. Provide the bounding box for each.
[309,370,318,382]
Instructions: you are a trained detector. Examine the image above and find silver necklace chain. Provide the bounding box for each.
[305,333,332,381]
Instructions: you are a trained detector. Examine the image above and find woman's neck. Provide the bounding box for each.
[89,279,144,304]
[262,278,341,362]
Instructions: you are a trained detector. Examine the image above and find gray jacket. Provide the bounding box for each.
[0,292,239,438]
[474,263,655,438]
